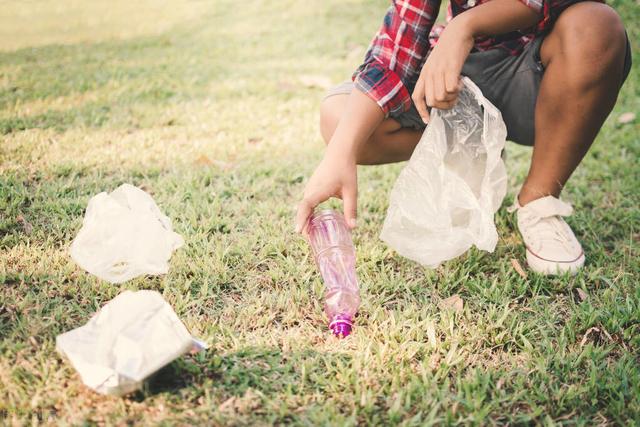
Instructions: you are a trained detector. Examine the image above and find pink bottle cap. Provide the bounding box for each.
[329,314,353,338]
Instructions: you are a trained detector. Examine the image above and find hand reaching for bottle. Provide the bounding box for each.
[295,87,385,233]
[295,150,358,233]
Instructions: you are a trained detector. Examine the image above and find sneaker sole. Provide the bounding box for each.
[526,248,585,276]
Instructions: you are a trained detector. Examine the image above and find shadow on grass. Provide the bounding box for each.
[136,346,352,400]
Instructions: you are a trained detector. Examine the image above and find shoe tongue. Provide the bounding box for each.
[522,196,573,219]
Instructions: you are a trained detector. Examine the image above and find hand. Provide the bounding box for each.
[295,150,358,233]
[294,86,383,233]
[412,18,474,123]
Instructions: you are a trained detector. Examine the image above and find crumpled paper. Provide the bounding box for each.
[56,290,205,396]
[70,183,184,284]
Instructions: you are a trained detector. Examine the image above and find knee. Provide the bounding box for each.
[319,96,343,145]
[552,3,626,73]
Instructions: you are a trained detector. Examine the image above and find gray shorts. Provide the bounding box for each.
[325,35,632,146]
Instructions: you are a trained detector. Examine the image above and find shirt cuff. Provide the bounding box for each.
[352,60,412,118]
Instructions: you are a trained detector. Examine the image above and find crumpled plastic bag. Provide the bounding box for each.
[56,290,206,396]
[70,183,184,284]
[380,77,508,267]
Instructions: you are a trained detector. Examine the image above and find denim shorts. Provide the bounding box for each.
[325,34,632,146]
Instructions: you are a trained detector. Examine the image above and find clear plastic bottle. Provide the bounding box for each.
[307,209,360,338]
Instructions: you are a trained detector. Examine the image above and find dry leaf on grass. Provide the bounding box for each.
[195,154,213,166]
[576,288,588,302]
[618,112,636,124]
[426,321,438,349]
[218,389,262,414]
[580,327,613,347]
[218,396,237,413]
[299,74,333,89]
[277,80,296,91]
[451,401,459,416]
[579,327,597,347]
[510,258,528,279]
[16,215,33,235]
[428,353,441,370]
[194,154,232,170]
[440,294,464,312]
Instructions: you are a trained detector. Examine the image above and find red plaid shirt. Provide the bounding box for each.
[353,0,598,117]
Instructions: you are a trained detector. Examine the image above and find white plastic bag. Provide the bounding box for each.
[70,184,184,284]
[56,290,206,396]
[380,77,507,267]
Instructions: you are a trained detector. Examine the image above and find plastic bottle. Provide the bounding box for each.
[306,209,360,338]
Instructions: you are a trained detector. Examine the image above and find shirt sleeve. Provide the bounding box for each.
[517,0,543,14]
[352,0,442,117]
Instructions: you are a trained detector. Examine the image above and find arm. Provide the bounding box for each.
[296,1,441,232]
[295,89,383,233]
[413,0,542,122]
[458,0,542,37]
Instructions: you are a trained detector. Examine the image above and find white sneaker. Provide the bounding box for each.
[508,195,585,275]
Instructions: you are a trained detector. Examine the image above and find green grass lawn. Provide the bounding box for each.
[1,0,638,424]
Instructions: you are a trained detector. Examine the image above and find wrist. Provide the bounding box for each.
[447,12,479,41]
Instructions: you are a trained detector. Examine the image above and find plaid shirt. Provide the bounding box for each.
[353,0,600,117]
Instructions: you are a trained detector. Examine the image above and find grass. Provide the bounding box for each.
[0,0,638,424]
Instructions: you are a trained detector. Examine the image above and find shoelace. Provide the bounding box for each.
[508,196,576,253]
[520,212,575,253]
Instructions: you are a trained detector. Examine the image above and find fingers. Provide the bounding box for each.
[426,73,436,112]
[295,198,315,234]
[413,71,459,121]
[433,99,457,110]
[434,71,447,104]
[427,71,460,110]
[342,183,358,229]
[296,191,357,233]
[435,72,460,108]
[412,77,430,124]
[444,72,460,96]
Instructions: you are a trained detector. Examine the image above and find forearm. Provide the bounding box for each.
[452,0,541,37]
[296,88,379,231]
[327,88,385,160]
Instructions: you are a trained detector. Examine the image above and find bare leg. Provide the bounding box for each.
[519,2,628,205]
[320,94,422,165]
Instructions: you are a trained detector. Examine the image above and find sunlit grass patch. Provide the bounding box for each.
[1,0,638,424]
